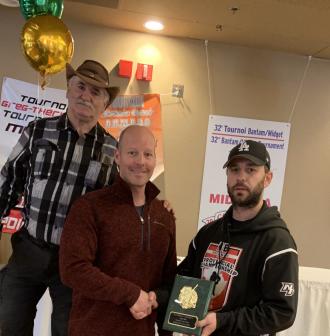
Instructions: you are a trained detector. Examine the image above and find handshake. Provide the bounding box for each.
[129,289,158,320]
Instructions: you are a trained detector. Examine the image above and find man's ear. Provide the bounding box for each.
[264,170,273,188]
[114,148,120,165]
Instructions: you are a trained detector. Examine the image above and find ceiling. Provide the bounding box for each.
[5,0,330,59]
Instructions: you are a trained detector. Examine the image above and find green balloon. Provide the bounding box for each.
[19,0,64,19]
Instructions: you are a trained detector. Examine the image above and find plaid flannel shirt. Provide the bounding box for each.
[0,113,117,244]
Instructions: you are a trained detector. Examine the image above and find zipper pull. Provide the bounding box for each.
[140,216,144,250]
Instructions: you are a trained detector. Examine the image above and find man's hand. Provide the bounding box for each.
[196,312,217,336]
[148,291,158,309]
[129,290,152,320]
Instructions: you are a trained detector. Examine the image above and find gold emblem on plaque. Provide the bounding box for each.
[174,284,198,309]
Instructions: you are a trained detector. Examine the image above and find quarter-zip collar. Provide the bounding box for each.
[111,175,160,251]
[111,175,160,204]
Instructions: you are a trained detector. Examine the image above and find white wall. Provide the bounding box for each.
[0,7,329,268]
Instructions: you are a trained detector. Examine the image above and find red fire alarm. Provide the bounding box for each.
[118,60,133,78]
[136,63,153,81]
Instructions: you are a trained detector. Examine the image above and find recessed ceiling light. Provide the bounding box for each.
[144,20,164,31]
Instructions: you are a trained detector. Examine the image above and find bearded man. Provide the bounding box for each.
[178,140,298,336]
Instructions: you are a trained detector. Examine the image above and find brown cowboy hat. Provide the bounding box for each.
[66,60,120,106]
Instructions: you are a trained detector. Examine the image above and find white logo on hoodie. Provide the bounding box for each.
[280,282,295,296]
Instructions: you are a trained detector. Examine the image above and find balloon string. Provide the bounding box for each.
[36,73,40,121]
[39,73,50,90]
[36,73,51,121]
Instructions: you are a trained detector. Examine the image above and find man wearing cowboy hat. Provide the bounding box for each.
[0,60,120,336]
[65,60,119,135]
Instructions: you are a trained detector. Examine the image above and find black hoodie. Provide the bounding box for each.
[178,202,298,336]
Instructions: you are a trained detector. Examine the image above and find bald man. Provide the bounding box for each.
[59,125,176,336]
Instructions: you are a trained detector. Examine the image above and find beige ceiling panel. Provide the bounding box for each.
[118,0,237,22]
[64,0,330,59]
[312,46,330,59]
[273,0,330,10]
[69,0,119,9]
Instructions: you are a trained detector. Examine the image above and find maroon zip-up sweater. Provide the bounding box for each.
[60,176,176,336]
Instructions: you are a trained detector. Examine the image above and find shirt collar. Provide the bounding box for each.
[56,112,106,139]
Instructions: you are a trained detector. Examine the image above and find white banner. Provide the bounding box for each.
[0,77,67,233]
[0,77,67,167]
[198,115,290,229]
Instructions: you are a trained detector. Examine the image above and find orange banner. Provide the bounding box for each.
[99,93,164,179]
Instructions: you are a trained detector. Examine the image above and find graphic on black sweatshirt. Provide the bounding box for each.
[201,242,242,310]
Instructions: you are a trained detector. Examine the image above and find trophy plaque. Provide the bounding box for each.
[163,275,214,336]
